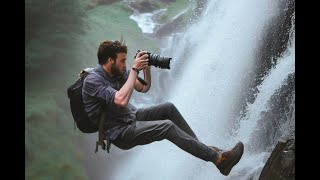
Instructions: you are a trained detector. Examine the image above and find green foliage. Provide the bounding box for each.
[25,89,87,180]
[25,0,159,179]
[25,0,87,86]
[80,1,158,68]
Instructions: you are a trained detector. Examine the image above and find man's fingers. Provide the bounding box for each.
[141,59,149,63]
[137,51,147,58]
[142,59,149,65]
[136,61,149,70]
[134,55,149,70]
[136,59,148,65]
[139,63,148,68]
[139,54,149,60]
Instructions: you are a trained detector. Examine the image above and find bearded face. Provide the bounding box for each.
[111,52,127,76]
[111,61,122,76]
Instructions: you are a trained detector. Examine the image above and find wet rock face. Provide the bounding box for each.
[259,136,295,180]
[248,72,295,154]
[235,0,295,122]
[130,1,158,13]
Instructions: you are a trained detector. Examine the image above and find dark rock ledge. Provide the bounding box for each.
[259,136,295,180]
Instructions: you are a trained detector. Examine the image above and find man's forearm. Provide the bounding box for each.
[114,70,138,107]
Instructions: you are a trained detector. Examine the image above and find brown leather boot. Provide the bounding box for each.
[211,142,244,176]
[209,145,225,154]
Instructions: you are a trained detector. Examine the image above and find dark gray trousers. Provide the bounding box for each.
[112,102,217,162]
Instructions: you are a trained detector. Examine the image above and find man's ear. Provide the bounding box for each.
[108,57,114,63]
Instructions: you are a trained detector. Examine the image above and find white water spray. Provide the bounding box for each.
[129,9,166,34]
[109,0,295,179]
[227,36,295,180]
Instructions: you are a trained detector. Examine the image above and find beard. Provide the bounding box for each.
[111,62,122,76]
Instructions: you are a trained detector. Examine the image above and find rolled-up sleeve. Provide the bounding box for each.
[83,74,117,106]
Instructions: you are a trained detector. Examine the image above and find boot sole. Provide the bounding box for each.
[220,142,244,176]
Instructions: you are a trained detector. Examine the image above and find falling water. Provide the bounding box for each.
[129,8,166,34]
[110,0,294,179]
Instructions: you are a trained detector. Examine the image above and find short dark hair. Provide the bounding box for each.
[97,40,127,65]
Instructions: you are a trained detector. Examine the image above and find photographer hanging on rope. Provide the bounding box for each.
[72,39,244,176]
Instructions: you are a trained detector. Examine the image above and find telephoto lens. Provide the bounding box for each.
[147,52,171,69]
[135,50,171,69]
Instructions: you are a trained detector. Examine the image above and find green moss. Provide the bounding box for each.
[26,0,162,179]
[25,0,88,89]
[25,89,87,180]
[81,1,159,68]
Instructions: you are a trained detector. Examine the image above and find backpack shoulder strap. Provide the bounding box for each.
[79,67,94,79]
[88,70,109,154]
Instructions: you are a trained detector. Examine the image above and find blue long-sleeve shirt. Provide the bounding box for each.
[82,64,137,142]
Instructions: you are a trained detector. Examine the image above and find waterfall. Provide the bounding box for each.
[111,0,295,179]
[129,8,166,34]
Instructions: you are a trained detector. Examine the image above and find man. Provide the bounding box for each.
[82,40,244,176]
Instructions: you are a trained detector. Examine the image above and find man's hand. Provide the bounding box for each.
[133,51,149,71]
[133,51,151,93]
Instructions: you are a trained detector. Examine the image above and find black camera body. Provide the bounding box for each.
[136,50,171,69]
